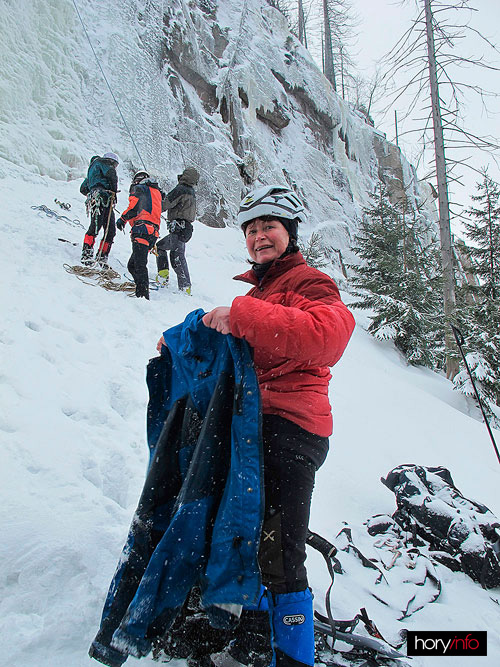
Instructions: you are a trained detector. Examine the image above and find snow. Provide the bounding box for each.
[1,167,499,667]
[1,0,499,664]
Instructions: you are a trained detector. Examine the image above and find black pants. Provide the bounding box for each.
[259,415,329,594]
[82,200,115,257]
[127,241,151,299]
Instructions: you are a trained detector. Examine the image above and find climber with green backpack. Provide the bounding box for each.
[80,152,119,268]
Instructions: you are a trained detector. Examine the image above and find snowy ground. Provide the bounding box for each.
[1,171,499,666]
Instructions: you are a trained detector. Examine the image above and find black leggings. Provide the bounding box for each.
[259,415,329,594]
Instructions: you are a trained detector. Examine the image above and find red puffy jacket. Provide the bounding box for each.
[230,252,355,437]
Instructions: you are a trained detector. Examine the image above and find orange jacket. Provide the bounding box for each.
[230,252,355,437]
[121,183,163,233]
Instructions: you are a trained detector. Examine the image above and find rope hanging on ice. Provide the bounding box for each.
[71,0,146,170]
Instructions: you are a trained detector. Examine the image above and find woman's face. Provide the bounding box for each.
[245,218,289,263]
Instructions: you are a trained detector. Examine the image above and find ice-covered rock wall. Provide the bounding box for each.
[0,0,437,272]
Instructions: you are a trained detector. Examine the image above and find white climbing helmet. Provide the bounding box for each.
[103,152,119,164]
[237,184,307,226]
[132,170,150,184]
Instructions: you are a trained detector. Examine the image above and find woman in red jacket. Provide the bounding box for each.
[201,185,355,667]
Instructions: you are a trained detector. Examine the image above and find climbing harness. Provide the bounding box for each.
[32,204,84,228]
[85,189,114,219]
[91,191,116,264]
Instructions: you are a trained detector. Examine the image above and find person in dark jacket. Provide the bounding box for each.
[80,152,119,267]
[198,185,355,667]
[155,167,199,294]
[117,171,165,300]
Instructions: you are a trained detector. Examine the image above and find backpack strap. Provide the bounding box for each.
[306,530,343,640]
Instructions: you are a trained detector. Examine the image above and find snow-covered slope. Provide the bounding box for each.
[1,172,499,667]
[0,0,437,262]
[1,0,499,664]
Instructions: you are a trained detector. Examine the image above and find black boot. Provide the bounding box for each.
[211,610,272,667]
[81,246,94,266]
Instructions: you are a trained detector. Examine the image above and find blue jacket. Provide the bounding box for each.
[89,310,263,666]
[80,157,118,195]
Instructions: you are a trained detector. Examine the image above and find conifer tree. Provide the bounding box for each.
[299,231,328,269]
[453,298,500,427]
[350,185,443,367]
[452,171,500,425]
[462,170,500,301]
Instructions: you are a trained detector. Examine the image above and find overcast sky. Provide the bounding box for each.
[346,0,500,227]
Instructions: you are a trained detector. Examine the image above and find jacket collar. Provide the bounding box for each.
[234,252,305,287]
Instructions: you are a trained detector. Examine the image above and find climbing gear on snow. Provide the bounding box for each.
[238,185,307,227]
[31,204,84,228]
[64,263,135,293]
[54,198,71,210]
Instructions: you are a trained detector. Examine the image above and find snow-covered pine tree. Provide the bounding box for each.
[349,185,443,367]
[463,169,500,301]
[452,171,500,425]
[453,298,500,427]
[299,231,328,269]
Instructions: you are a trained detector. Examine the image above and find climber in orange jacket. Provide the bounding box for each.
[117,172,165,300]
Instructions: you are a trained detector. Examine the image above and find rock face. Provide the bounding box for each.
[0,0,437,252]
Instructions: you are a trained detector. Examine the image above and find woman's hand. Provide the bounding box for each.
[156,335,166,353]
[202,307,232,335]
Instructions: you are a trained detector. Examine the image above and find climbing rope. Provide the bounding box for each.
[71,0,146,170]
[32,205,84,228]
[63,263,136,293]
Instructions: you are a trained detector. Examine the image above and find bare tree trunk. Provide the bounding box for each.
[298,0,307,48]
[323,0,336,90]
[486,180,496,300]
[424,0,458,379]
[340,45,345,98]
